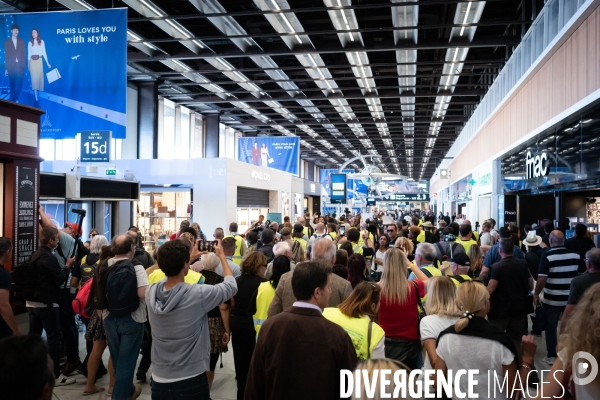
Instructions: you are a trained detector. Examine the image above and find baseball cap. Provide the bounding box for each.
[64,222,79,234]
[450,252,471,266]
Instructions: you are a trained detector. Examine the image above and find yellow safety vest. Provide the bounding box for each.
[148,268,204,285]
[417,230,426,243]
[253,281,275,338]
[410,264,441,303]
[224,234,244,265]
[293,237,308,254]
[449,274,472,288]
[303,226,310,237]
[472,231,480,242]
[459,239,477,255]
[323,308,385,362]
[352,243,364,255]
[329,231,337,240]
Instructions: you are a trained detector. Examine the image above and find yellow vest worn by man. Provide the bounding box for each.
[323,307,385,362]
[224,233,244,265]
[253,281,276,338]
[148,268,204,285]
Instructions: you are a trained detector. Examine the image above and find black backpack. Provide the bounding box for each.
[11,252,43,302]
[79,256,97,286]
[105,260,139,317]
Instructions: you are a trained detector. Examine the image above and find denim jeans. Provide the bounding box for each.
[151,373,210,400]
[543,304,565,358]
[104,314,144,400]
[28,307,63,377]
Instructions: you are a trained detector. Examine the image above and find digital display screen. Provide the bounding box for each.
[329,174,347,204]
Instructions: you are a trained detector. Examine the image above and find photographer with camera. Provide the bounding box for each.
[38,206,83,378]
[26,225,76,387]
[244,215,266,236]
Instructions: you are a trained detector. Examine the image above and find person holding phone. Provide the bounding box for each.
[146,239,237,399]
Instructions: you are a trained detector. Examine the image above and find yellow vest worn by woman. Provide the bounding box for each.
[253,281,275,338]
[292,237,307,253]
[322,307,385,362]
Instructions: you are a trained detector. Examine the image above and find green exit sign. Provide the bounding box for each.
[106,169,116,176]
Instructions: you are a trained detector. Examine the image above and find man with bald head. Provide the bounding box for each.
[534,230,585,364]
[307,222,332,259]
[267,238,352,317]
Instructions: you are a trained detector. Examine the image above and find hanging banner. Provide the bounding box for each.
[14,166,37,265]
[0,9,127,139]
[238,136,299,175]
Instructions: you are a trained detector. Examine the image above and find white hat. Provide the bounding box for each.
[524,231,542,247]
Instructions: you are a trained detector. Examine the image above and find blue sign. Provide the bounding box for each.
[330,174,347,204]
[80,130,110,162]
[319,169,369,201]
[0,9,127,139]
[238,136,299,175]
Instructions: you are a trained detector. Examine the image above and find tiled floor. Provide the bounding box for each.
[18,315,554,400]
[51,337,238,400]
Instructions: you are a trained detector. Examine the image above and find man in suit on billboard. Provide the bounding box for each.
[4,24,26,102]
[252,141,260,165]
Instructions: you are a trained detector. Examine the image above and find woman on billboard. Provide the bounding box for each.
[260,142,270,167]
[28,28,51,105]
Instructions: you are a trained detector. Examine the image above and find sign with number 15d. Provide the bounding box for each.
[80,131,111,162]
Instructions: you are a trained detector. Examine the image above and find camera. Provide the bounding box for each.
[71,208,87,217]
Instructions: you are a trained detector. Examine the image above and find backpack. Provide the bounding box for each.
[11,252,43,302]
[105,260,139,317]
[72,278,93,318]
[79,256,97,286]
[291,240,304,262]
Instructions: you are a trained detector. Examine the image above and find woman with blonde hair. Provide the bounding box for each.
[377,247,430,369]
[419,276,461,371]
[394,236,414,258]
[435,281,537,399]
[467,244,483,279]
[323,281,385,361]
[534,282,600,399]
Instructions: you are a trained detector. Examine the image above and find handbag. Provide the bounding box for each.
[46,68,61,84]
[31,55,40,60]
[268,157,274,164]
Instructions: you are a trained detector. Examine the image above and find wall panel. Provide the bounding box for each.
[444,5,600,181]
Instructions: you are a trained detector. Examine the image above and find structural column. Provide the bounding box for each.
[204,114,221,158]
[137,81,159,159]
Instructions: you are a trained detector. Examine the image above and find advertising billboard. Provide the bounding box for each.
[0,9,127,139]
[319,169,369,202]
[238,136,299,175]
[329,174,347,204]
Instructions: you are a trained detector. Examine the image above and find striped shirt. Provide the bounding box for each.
[538,247,585,306]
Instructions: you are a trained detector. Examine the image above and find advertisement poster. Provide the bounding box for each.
[329,174,347,204]
[319,169,369,202]
[14,166,37,265]
[0,9,127,139]
[238,136,299,175]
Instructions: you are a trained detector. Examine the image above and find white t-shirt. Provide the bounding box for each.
[419,315,459,370]
[373,250,387,271]
[436,334,515,400]
[102,257,149,323]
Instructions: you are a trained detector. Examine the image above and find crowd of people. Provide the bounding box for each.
[1,207,599,400]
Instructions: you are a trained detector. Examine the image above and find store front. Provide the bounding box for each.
[303,179,322,217]
[499,101,600,243]
[42,158,293,237]
[450,175,473,218]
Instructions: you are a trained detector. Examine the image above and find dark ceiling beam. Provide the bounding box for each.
[128,20,521,44]
[167,88,485,104]
[190,101,479,111]
[158,72,497,87]
[127,36,520,62]
[126,0,506,22]
[126,59,505,76]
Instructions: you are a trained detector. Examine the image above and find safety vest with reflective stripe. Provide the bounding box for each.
[293,237,308,254]
[253,281,276,338]
[352,243,364,255]
[322,307,385,362]
[224,234,244,265]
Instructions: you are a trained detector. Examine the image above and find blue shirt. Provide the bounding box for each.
[483,242,524,268]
